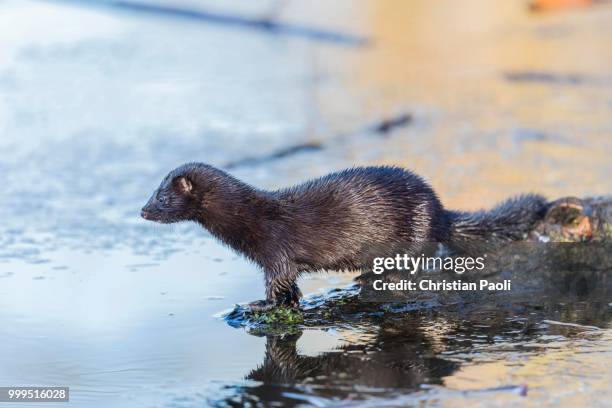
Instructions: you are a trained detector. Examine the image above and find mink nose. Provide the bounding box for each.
[141,210,150,219]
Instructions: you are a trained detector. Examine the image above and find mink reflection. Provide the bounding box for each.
[218,284,612,407]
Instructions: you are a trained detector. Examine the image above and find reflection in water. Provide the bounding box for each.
[233,327,458,407]
[217,265,611,406]
[216,305,610,406]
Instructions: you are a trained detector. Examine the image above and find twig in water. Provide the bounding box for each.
[44,0,369,46]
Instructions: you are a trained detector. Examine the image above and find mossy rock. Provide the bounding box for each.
[251,306,304,325]
[225,303,305,334]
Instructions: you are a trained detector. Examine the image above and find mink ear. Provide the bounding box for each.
[175,176,193,194]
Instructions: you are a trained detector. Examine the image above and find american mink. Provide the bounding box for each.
[141,163,547,310]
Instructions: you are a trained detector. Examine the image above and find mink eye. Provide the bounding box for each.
[158,195,167,205]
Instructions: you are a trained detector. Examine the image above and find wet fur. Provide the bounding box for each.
[142,163,548,308]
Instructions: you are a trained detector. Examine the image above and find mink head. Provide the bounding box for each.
[141,163,215,224]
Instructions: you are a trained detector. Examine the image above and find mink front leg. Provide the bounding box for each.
[249,264,301,311]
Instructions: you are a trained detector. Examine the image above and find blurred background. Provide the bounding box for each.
[0,0,610,407]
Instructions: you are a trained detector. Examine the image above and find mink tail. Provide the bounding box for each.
[446,194,549,243]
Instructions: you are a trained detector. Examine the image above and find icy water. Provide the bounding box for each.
[0,0,611,406]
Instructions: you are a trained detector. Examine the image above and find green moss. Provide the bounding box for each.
[251,306,304,325]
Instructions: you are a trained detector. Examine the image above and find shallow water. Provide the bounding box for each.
[0,0,611,406]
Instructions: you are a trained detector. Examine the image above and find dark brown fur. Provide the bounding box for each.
[142,163,547,309]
